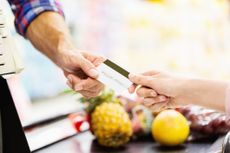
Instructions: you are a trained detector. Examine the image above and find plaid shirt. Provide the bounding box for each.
[7,0,63,37]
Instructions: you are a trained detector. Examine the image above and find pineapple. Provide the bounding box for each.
[81,90,133,147]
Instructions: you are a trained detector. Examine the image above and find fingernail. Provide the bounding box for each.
[67,75,72,83]
[74,85,83,91]
[128,88,132,93]
[151,91,157,97]
[89,69,99,78]
[128,73,135,78]
[66,81,72,88]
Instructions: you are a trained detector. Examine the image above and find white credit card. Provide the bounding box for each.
[97,59,132,94]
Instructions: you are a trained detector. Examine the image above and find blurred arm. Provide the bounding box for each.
[8,0,105,98]
[129,72,229,112]
[25,12,73,65]
[179,78,228,111]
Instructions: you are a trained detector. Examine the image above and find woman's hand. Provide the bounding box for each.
[129,70,228,112]
[128,70,186,110]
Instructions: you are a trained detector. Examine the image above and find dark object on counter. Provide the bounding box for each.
[35,131,216,153]
[176,105,230,136]
[223,131,230,153]
[0,77,30,153]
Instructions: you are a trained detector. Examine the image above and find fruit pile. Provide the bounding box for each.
[69,90,230,148]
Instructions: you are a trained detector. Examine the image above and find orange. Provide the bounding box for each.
[152,109,190,146]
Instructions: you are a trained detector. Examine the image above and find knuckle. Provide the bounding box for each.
[81,83,87,89]
[131,75,138,81]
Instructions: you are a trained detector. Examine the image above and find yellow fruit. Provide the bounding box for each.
[152,109,189,146]
[91,102,133,147]
[147,0,165,4]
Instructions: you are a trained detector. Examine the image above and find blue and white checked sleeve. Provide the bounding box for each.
[7,0,64,37]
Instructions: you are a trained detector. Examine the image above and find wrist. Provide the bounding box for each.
[172,77,191,103]
[54,34,78,65]
[56,33,75,54]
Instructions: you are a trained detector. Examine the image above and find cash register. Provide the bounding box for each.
[0,7,30,153]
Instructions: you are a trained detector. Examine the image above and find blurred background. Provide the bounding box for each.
[5,0,230,99]
[2,0,230,129]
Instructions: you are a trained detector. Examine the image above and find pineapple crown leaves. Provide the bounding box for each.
[80,89,121,113]
[60,89,78,95]
[62,88,121,113]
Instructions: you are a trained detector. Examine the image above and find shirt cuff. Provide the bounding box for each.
[14,1,64,37]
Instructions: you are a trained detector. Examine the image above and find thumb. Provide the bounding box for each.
[129,73,156,89]
[78,57,99,78]
[142,70,161,76]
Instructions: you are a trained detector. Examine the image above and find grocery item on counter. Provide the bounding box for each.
[68,90,230,148]
[71,90,133,147]
[176,105,230,141]
[152,109,190,146]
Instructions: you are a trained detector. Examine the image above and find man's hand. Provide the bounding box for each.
[60,51,105,98]
[26,12,105,98]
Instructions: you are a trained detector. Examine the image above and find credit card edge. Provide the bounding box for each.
[104,59,129,78]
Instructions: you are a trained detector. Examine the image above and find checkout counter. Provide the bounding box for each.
[22,95,225,153]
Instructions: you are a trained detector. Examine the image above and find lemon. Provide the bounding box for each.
[152,109,190,146]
